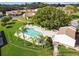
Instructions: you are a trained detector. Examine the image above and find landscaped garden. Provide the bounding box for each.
[0,16,53,56]
[0,5,79,56]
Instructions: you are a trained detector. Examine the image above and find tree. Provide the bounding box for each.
[25,2,48,9]
[0,4,24,14]
[39,35,47,48]
[32,6,72,30]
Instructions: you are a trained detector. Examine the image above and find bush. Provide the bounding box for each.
[1,22,7,26]
[7,21,15,25]
[1,15,12,23]
[46,37,53,48]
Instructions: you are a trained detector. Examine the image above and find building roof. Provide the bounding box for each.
[6,11,21,15]
[53,34,76,47]
[57,26,76,39]
[53,26,76,47]
[23,11,35,17]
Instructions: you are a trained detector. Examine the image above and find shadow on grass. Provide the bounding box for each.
[7,21,16,25]
[0,31,8,56]
[5,25,13,28]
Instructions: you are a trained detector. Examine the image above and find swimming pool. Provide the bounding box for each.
[24,28,42,38]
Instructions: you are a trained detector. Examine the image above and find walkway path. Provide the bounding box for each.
[53,41,59,56]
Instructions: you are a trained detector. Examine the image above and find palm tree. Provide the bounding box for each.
[21,25,27,46]
[20,11,28,47]
[31,37,36,48]
[40,35,47,48]
[16,29,21,40]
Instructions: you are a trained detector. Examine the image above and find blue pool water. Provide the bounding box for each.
[24,28,42,38]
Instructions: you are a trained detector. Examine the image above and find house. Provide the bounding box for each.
[6,10,22,16]
[22,10,36,20]
[53,26,76,48]
[25,11,35,17]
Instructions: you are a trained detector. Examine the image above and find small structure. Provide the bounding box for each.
[0,31,4,47]
[0,31,3,56]
[0,31,7,47]
[53,26,76,48]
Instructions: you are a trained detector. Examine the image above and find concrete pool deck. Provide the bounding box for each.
[14,25,58,45]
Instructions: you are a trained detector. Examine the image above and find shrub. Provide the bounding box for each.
[1,15,12,23]
[1,22,7,26]
[46,37,53,48]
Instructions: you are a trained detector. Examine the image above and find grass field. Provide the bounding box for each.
[0,17,79,56]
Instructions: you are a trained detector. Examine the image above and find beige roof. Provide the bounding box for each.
[57,26,76,39]
[53,26,76,47]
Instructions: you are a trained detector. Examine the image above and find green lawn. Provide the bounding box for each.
[73,13,79,16]
[59,45,79,56]
[71,13,79,19]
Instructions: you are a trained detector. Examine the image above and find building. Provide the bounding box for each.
[53,26,76,48]
[22,9,36,20]
[6,10,22,16]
